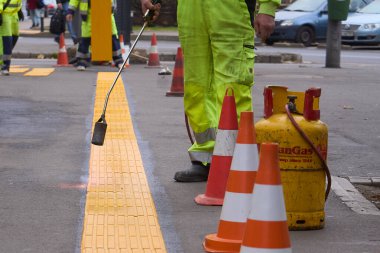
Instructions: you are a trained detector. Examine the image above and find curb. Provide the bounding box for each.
[348,176,380,186]
[13,49,303,64]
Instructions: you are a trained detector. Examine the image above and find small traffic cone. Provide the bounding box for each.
[203,111,259,253]
[56,33,70,67]
[194,88,238,206]
[166,47,184,97]
[146,32,161,67]
[119,34,130,68]
[240,143,291,253]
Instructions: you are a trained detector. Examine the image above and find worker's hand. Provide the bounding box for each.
[140,0,161,22]
[18,10,25,21]
[66,13,73,22]
[254,14,275,43]
[57,3,63,9]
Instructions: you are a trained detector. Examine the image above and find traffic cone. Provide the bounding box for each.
[119,34,130,68]
[240,143,291,253]
[56,33,70,67]
[194,88,238,206]
[203,111,259,253]
[147,32,161,67]
[166,47,184,97]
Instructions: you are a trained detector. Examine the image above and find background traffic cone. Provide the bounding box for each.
[146,33,161,67]
[240,143,291,253]
[203,111,259,253]
[56,33,69,67]
[195,88,238,206]
[166,47,184,97]
[119,34,130,68]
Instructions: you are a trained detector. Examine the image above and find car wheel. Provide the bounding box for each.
[296,26,315,47]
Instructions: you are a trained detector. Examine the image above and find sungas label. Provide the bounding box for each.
[278,145,327,165]
[279,146,312,156]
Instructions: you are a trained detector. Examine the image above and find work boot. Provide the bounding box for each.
[174,162,210,182]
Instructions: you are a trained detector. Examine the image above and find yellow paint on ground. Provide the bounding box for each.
[24,68,55,76]
[10,67,30,73]
[82,72,167,253]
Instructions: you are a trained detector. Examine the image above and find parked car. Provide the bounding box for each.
[342,0,380,45]
[266,0,373,46]
[43,0,57,16]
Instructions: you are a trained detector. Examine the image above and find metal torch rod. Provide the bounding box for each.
[101,19,149,116]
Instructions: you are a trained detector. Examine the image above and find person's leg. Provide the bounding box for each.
[0,33,3,67]
[75,16,91,70]
[62,1,77,43]
[29,9,36,27]
[11,13,19,49]
[111,15,123,67]
[208,0,255,121]
[1,14,14,75]
[175,0,215,182]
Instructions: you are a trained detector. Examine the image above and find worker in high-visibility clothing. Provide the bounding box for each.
[174,0,281,182]
[66,0,123,71]
[0,0,22,76]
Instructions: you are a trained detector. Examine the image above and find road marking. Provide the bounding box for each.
[82,72,167,253]
[10,67,30,73]
[332,176,380,216]
[24,68,55,76]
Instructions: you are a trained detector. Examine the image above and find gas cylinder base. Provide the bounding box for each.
[287,211,325,230]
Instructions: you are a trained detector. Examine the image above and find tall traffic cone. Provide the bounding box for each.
[166,47,184,97]
[240,143,291,253]
[119,34,130,68]
[56,33,69,66]
[194,88,238,206]
[203,111,259,253]
[146,33,161,67]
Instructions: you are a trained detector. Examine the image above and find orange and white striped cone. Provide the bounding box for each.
[166,47,184,97]
[195,88,238,206]
[203,111,259,253]
[147,32,161,67]
[56,33,70,67]
[240,143,291,253]
[119,34,130,68]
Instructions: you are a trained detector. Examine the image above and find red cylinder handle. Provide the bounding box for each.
[304,88,321,121]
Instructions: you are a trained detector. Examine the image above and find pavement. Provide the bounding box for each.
[1,17,380,253]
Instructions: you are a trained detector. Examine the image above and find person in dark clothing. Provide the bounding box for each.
[26,0,43,28]
[54,0,78,44]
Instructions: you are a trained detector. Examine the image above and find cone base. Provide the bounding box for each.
[203,233,241,253]
[166,91,184,97]
[194,194,223,206]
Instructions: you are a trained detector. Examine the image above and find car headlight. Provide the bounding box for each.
[280,20,294,26]
[359,23,380,31]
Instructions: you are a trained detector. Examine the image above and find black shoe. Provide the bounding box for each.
[72,37,80,45]
[174,162,210,182]
[54,37,59,44]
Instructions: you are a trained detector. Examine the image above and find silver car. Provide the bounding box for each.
[342,0,380,45]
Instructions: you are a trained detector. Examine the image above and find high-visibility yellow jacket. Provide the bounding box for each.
[0,0,22,14]
[68,0,114,21]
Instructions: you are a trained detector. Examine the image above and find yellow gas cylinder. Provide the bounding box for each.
[255,86,329,230]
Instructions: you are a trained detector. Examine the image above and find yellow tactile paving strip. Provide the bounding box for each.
[24,68,55,76]
[10,67,30,73]
[82,72,167,253]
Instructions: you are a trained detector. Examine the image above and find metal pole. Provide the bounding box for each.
[325,19,342,68]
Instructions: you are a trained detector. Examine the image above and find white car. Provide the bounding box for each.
[342,0,380,45]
